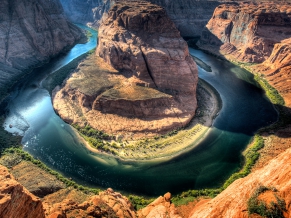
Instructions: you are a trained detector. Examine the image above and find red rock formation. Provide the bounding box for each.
[198,2,291,63]
[95,1,198,134]
[189,146,291,217]
[138,192,181,218]
[0,165,45,218]
[54,1,198,138]
[44,188,136,218]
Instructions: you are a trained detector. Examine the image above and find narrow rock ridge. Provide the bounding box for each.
[53,1,198,138]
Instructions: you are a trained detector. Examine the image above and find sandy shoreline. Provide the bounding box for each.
[75,79,222,162]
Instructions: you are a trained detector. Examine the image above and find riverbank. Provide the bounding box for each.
[74,78,221,161]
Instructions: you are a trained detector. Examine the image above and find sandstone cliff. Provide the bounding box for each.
[0,0,83,101]
[198,2,291,63]
[53,1,198,138]
[0,165,45,218]
[59,0,220,37]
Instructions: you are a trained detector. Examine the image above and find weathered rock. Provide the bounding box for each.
[138,192,181,218]
[45,188,136,218]
[53,1,198,138]
[189,146,291,218]
[0,0,83,101]
[198,2,291,63]
[0,165,45,218]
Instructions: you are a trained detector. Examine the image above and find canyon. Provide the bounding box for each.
[0,0,83,101]
[53,1,198,138]
[1,0,291,218]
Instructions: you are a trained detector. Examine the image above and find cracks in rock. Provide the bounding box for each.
[140,47,158,89]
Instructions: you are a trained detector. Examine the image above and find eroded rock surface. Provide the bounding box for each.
[0,165,45,218]
[0,0,83,101]
[44,188,136,218]
[53,1,198,138]
[198,2,291,63]
[138,192,181,218]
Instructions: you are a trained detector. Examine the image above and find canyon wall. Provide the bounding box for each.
[59,0,220,37]
[53,1,198,138]
[198,2,291,63]
[0,0,83,101]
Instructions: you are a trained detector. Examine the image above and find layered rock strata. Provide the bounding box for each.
[198,2,291,63]
[0,165,45,218]
[53,1,198,138]
[0,0,83,101]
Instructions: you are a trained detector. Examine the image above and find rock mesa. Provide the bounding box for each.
[53,1,198,138]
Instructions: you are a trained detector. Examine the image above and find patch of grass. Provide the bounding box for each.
[254,74,284,106]
[128,195,155,210]
[248,186,286,218]
[42,49,95,94]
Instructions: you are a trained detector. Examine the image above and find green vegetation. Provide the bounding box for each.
[253,74,291,133]
[72,124,119,154]
[247,186,286,218]
[43,49,95,94]
[128,195,155,210]
[254,74,284,105]
[2,147,100,195]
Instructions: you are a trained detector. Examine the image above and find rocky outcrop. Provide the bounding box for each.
[44,188,136,218]
[0,165,45,218]
[0,0,83,101]
[53,1,198,138]
[198,2,291,63]
[189,146,291,218]
[60,0,220,37]
[138,192,181,218]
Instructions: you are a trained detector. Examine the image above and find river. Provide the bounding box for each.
[2,26,277,197]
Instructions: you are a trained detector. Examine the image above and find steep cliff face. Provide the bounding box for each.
[53,1,198,138]
[59,0,220,37]
[198,2,291,63]
[0,165,45,218]
[0,0,83,101]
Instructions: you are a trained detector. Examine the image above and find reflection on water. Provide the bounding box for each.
[3,26,278,196]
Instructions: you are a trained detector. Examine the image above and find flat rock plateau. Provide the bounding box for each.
[53,1,198,139]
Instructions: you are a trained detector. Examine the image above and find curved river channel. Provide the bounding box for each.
[3,26,277,196]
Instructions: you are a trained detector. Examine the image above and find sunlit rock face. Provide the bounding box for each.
[198,2,291,63]
[53,1,198,138]
[0,165,45,218]
[0,0,83,101]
